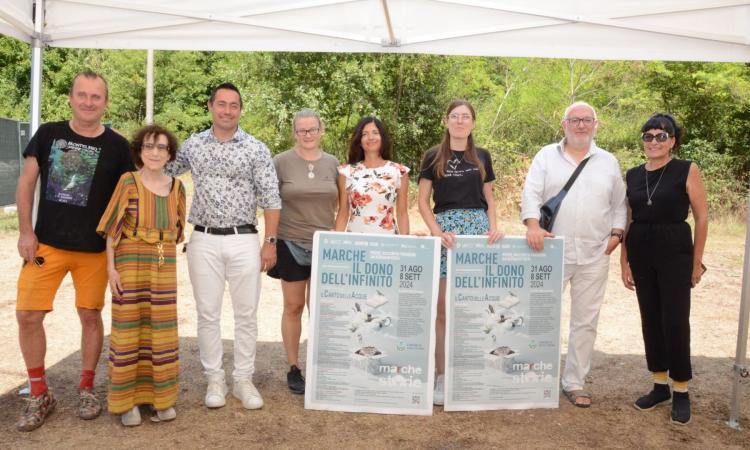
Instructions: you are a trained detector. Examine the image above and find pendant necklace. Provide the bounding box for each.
[645,162,668,206]
[295,147,319,179]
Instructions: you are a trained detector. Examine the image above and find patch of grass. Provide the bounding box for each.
[0,210,18,233]
[708,215,748,239]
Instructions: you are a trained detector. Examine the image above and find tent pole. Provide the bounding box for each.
[28,0,45,229]
[728,188,750,429]
[379,0,397,46]
[145,49,154,124]
[29,0,44,134]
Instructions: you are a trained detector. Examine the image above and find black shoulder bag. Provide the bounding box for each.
[538,157,591,232]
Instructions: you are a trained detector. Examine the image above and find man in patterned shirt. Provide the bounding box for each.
[167,82,281,410]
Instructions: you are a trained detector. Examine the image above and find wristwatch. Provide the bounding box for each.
[264,236,277,245]
[610,232,623,243]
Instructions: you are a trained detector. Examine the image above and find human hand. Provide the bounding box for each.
[17,230,38,262]
[436,231,456,249]
[108,268,123,296]
[621,263,635,290]
[691,262,705,287]
[486,229,505,245]
[604,235,621,255]
[526,225,553,252]
[261,242,277,272]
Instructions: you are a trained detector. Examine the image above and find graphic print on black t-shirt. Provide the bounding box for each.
[46,138,101,206]
[419,147,495,213]
[444,151,479,177]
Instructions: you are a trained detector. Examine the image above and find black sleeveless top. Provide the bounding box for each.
[626,159,691,223]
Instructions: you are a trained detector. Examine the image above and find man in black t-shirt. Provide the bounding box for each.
[14,71,133,432]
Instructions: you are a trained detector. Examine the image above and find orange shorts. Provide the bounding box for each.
[16,243,108,311]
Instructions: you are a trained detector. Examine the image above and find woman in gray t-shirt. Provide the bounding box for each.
[268,109,340,395]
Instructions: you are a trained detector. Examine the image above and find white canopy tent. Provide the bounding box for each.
[2,0,750,428]
[1,0,749,60]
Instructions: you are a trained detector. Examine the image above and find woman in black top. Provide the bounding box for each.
[417,100,504,406]
[620,113,708,426]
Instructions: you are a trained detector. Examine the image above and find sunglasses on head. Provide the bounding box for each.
[641,132,671,143]
[22,256,45,267]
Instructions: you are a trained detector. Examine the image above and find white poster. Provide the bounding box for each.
[305,231,441,415]
[445,236,564,411]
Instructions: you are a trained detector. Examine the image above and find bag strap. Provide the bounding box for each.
[561,156,591,193]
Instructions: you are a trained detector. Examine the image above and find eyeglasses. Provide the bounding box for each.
[143,142,169,151]
[641,132,671,143]
[295,128,321,137]
[448,113,473,122]
[565,117,596,126]
[22,256,45,267]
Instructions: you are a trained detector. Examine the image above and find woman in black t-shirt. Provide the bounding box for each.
[620,113,708,425]
[417,99,504,406]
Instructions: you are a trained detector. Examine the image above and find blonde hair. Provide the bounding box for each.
[292,109,324,133]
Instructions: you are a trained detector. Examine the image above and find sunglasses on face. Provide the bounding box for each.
[22,256,45,267]
[641,132,671,143]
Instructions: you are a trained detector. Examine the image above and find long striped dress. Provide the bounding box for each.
[97,171,186,414]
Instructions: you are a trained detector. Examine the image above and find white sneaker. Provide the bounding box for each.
[205,374,228,408]
[121,406,142,427]
[433,374,445,406]
[150,407,176,422]
[233,378,264,410]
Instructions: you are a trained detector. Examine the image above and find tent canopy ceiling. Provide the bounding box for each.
[0,0,749,62]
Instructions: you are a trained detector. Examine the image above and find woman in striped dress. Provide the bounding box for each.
[97,125,186,426]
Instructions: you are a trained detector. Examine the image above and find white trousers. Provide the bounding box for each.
[187,230,261,380]
[561,253,609,392]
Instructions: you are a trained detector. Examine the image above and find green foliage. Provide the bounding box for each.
[0,36,748,217]
[680,139,746,216]
[643,62,750,168]
[0,37,30,119]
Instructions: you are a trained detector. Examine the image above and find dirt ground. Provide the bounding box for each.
[1,214,749,449]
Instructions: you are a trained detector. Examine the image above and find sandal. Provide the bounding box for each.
[563,389,592,408]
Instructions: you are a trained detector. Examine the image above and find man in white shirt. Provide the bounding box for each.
[521,101,627,408]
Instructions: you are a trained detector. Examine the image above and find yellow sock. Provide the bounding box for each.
[672,380,689,392]
[652,371,669,384]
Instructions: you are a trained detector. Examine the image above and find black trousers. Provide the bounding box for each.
[626,222,693,382]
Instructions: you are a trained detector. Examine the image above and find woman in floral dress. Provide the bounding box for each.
[335,116,409,234]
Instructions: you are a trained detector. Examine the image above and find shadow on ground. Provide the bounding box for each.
[1,338,749,449]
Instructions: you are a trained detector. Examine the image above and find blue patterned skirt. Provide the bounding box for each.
[435,208,489,278]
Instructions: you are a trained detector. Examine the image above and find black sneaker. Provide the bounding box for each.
[671,391,691,425]
[634,383,671,411]
[287,365,305,394]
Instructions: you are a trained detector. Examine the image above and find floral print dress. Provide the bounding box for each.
[338,161,409,234]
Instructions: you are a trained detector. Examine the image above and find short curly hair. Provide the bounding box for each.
[130,125,179,168]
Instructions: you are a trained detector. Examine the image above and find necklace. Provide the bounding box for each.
[645,162,668,206]
[294,147,321,179]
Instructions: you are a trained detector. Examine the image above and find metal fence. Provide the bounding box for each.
[0,118,29,207]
